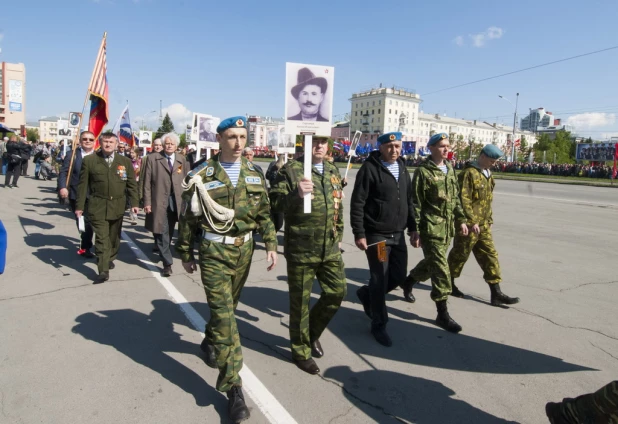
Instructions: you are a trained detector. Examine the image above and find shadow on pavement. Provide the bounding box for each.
[71,299,227,420]
[323,366,519,424]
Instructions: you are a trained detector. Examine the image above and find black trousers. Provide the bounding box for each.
[361,232,408,330]
[154,201,178,267]
[69,199,94,252]
[21,159,29,176]
[4,161,21,186]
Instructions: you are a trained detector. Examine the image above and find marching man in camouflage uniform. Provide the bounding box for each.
[270,136,346,375]
[546,380,618,423]
[402,133,468,333]
[176,116,277,423]
[447,144,520,306]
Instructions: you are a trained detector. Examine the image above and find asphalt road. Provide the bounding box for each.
[1,169,616,424]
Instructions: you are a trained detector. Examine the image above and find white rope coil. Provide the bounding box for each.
[182,174,235,234]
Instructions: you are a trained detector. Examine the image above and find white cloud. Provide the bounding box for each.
[163,103,193,130]
[567,113,616,129]
[453,35,464,46]
[468,26,504,47]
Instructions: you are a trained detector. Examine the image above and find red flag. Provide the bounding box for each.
[88,34,109,149]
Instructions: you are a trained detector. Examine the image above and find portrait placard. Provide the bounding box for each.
[285,62,334,137]
[139,131,153,146]
[277,125,295,153]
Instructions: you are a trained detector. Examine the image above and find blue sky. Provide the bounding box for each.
[3,0,618,139]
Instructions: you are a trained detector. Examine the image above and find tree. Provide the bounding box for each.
[154,113,175,140]
[451,134,467,159]
[517,135,530,161]
[179,133,187,149]
[533,131,575,164]
[26,128,39,142]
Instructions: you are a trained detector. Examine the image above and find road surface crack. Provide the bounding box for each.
[328,405,355,424]
[589,341,618,362]
[0,283,92,302]
[559,280,618,292]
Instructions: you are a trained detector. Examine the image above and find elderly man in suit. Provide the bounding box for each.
[143,132,189,277]
[58,131,96,258]
[287,67,329,122]
[75,132,139,284]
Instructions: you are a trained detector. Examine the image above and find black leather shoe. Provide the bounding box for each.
[162,265,172,277]
[152,245,160,253]
[451,280,465,298]
[227,386,250,423]
[435,300,462,333]
[93,271,109,284]
[200,338,216,368]
[79,250,95,259]
[311,339,324,358]
[401,276,417,303]
[371,328,393,347]
[293,358,320,375]
[108,261,115,270]
[490,283,520,306]
[356,287,372,319]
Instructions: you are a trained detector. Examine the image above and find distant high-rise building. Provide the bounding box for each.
[520,108,557,132]
[1,62,27,130]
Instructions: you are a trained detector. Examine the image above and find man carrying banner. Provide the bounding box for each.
[270,136,347,373]
[402,133,468,333]
[350,132,417,347]
[446,144,520,306]
[176,116,277,423]
[75,132,139,284]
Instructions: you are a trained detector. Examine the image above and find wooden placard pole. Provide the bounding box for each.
[303,134,312,213]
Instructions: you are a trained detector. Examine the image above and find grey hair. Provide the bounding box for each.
[242,147,254,156]
[161,132,179,146]
[152,138,162,146]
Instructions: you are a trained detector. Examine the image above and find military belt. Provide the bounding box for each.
[203,232,252,247]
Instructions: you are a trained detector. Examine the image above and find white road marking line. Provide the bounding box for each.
[494,191,618,207]
[120,231,298,424]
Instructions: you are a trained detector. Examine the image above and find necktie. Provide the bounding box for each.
[106,156,113,166]
[168,156,173,172]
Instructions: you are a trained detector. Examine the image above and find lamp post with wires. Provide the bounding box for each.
[499,93,519,162]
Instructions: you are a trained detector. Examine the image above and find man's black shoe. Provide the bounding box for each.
[435,300,462,333]
[356,287,372,319]
[200,338,216,368]
[401,276,417,303]
[371,328,393,347]
[311,339,324,358]
[490,283,520,306]
[79,250,95,259]
[227,386,250,423]
[451,280,465,298]
[293,358,320,375]
[162,265,172,277]
[93,272,109,284]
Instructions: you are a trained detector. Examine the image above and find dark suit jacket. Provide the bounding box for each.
[76,152,139,221]
[287,112,329,122]
[58,149,89,200]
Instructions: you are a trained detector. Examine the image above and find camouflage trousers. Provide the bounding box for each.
[408,236,452,302]
[556,380,618,423]
[447,226,501,284]
[199,238,254,392]
[288,259,346,361]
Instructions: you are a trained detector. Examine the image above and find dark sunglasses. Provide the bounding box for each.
[81,138,95,141]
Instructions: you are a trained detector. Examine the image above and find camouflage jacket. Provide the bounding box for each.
[270,158,344,264]
[412,158,466,241]
[175,154,277,263]
[458,162,495,227]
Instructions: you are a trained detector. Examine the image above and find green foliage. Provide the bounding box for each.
[533,131,576,163]
[179,133,187,149]
[154,113,175,140]
[26,128,39,142]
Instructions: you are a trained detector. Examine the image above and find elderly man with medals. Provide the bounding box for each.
[175,116,277,424]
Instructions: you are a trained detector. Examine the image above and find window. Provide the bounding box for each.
[372,101,375,106]
[396,101,399,106]
[389,109,392,114]
[395,110,398,115]
[372,110,374,115]
[379,100,382,105]
[378,109,381,114]
[355,111,357,116]
[361,102,364,107]
[378,117,380,123]
[371,118,374,123]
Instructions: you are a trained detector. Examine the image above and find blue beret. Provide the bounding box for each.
[216,116,247,134]
[481,144,504,159]
[377,132,402,145]
[427,132,449,147]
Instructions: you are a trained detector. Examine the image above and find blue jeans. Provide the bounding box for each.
[1,158,7,175]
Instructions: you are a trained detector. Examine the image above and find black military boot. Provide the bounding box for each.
[435,300,462,333]
[200,338,216,368]
[545,401,569,424]
[489,283,520,306]
[451,278,465,298]
[227,386,250,423]
[401,275,417,303]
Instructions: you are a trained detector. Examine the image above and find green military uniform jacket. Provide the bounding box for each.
[270,158,344,264]
[76,151,139,221]
[412,158,466,241]
[457,162,495,228]
[176,155,277,263]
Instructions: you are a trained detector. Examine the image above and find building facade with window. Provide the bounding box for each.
[1,62,27,130]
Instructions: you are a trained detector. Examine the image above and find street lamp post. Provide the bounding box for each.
[499,93,519,162]
[139,110,158,130]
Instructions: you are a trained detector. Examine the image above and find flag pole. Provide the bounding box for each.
[66,32,107,185]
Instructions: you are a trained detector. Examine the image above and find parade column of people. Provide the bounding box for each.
[175,116,277,423]
[270,136,347,373]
